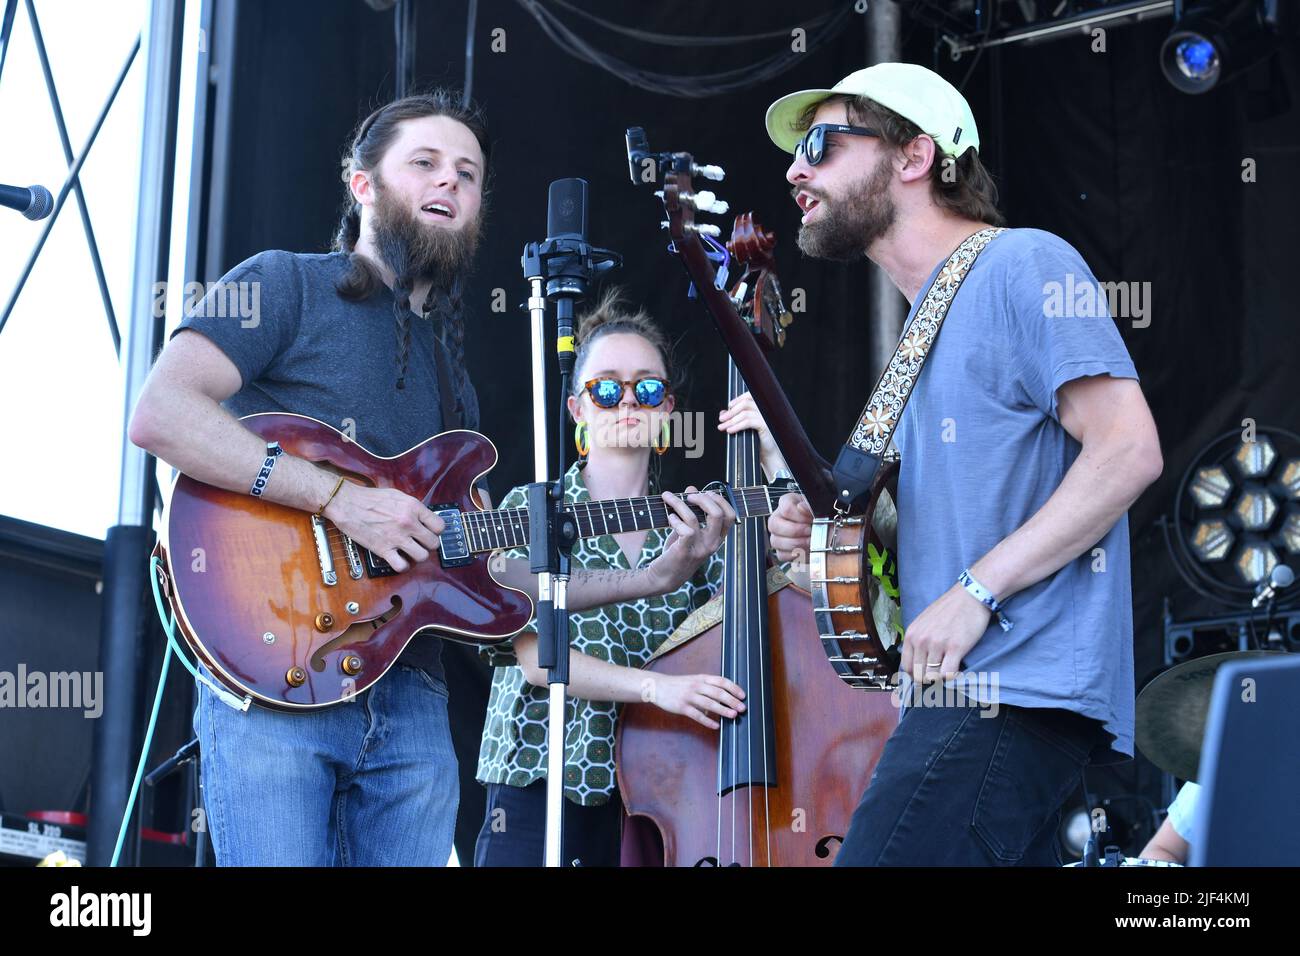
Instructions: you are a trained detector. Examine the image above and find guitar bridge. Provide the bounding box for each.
[310,515,338,586]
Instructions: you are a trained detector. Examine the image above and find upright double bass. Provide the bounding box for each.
[615,207,897,866]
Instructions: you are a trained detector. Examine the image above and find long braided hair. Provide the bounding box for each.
[332,89,491,396]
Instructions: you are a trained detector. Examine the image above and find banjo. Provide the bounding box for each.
[641,131,1003,689]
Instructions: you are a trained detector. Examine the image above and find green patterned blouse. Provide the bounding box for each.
[476,461,724,806]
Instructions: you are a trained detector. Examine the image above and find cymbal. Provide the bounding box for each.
[1135,649,1284,781]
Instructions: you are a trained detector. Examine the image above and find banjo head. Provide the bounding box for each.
[809,459,903,689]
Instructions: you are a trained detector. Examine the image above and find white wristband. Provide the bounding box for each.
[958,568,1013,632]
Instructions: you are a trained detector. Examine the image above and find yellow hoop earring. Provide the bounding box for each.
[653,419,671,457]
[574,421,590,459]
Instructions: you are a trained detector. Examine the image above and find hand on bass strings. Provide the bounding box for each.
[648,673,747,730]
[717,390,789,480]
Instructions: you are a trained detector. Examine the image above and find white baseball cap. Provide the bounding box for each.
[765,62,980,159]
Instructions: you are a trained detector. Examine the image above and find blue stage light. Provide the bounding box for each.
[1175,37,1220,80]
[1160,1,1292,94]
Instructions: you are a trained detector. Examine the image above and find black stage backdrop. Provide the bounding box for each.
[202,0,1300,861]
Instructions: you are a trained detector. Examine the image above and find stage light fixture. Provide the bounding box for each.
[1191,518,1235,562]
[1173,427,1300,599]
[1281,514,1300,554]
[1160,0,1291,94]
[1233,434,1276,477]
[1235,543,1279,584]
[1281,459,1300,499]
[1189,465,1233,508]
[1234,487,1279,530]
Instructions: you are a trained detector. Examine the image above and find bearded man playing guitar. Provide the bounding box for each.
[764,64,1162,866]
[127,90,734,866]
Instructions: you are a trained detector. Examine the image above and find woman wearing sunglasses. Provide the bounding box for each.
[473,289,788,867]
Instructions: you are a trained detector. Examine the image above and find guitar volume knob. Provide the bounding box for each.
[341,654,363,676]
[315,612,335,632]
[286,667,307,688]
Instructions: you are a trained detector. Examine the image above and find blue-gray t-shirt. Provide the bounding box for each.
[173,249,481,681]
[893,228,1139,763]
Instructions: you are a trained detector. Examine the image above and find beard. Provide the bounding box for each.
[370,172,482,288]
[796,154,895,262]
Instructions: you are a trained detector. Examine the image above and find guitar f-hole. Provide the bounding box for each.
[308,595,403,672]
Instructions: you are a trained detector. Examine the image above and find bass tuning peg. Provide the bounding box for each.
[694,191,729,215]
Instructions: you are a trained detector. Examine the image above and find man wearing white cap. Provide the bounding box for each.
[765,63,1164,865]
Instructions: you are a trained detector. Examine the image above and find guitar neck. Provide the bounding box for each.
[459,486,777,554]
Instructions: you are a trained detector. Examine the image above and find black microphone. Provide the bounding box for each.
[545,179,588,376]
[0,183,54,221]
[546,177,587,242]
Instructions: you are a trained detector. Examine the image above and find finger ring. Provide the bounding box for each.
[925,662,942,669]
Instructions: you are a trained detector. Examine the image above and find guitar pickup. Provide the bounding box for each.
[364,551,397,577]
[430,504,472,568]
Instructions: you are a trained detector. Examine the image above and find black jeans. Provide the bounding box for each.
[834,696,1098,866]
[473,780,624,867]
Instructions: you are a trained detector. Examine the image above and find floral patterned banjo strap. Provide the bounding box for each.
[829,227,1006,512]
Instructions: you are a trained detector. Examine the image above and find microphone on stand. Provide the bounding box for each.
[0,183,54,220]
[1252,564,1295,608]
[518,181,622,867]
[545,178,589,374]
[539,178,620,376]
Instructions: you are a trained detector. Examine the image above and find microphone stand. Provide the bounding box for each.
[520,180,619,866]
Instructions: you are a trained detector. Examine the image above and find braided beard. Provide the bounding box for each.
[370,172,479,389]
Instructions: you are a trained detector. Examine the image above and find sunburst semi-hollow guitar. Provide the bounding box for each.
[155,412,780,710]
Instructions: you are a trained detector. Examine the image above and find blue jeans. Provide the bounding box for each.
[834,695,1098,866]
[194,664,458,866]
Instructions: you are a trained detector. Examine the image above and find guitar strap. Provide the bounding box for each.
[432,334,463,431]
[829,226,1006,511]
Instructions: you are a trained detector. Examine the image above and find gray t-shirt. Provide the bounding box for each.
[893,227,1139,763]
[173,249,481,681]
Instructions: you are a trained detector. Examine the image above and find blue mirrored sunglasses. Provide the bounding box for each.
[583,377,668,409]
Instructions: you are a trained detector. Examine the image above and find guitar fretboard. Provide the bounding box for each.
[458,486,777,554]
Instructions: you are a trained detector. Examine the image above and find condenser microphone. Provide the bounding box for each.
[546,177,587,242]
[544,179,588,373]
[0,183,54,220]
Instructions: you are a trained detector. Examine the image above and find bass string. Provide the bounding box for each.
[740,427,772,865]
[717,412,774,866]
[717,373,735,866]
[754,510,772,867]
